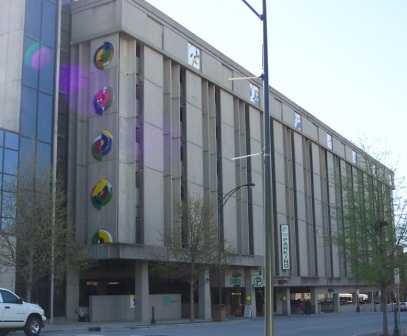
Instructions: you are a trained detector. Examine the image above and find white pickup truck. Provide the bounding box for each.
[0,288,46,336]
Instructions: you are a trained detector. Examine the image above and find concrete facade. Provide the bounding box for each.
[0,0,24,133]
[0,0,394,322]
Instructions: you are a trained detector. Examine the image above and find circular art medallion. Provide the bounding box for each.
[91,229,113,244]
[91,178,113,209]
[93,86,113,114]
[92,130,113,161]
[94,41,115,70]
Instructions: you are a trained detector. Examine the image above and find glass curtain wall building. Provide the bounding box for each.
[0,0,58,311]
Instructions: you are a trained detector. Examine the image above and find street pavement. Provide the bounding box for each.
[41,313,407,335]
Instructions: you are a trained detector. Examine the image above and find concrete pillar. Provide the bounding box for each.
[310,287,318,314]
[275,287,290,315]
[135,261,150,322]
[65,267,80,321]
[282,287,291,315]
[333,292,340,313]
[245,268,256,317]
[198,269,211,319]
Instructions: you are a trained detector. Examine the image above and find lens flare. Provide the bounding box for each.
[24,42,51,70]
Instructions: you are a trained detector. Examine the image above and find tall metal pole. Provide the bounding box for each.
[261,2,274,335]
[241,1,273,334]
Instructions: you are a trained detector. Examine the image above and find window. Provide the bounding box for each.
[3,150,18,175]
[39,47,55,94]
[37,92,53,143]
[1,192,16,220]
[41,0,57,47]
[20,137,35,162]
[2,175,17,192]
[5,133,19,150]
[20,86,38,139]
[0,289,20,304]
[0,130,19,229]
[24,0,41,40]
[36,142,51,174]
[22,38,40,88]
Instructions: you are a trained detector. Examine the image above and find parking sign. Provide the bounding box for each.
[252,275,265,287]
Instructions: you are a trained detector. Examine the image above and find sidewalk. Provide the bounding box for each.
[42,316,247,333]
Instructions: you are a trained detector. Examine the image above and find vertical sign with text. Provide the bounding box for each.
[281,224,290,270]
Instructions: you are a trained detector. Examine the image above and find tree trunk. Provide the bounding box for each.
[190,276,195,322]
[381,285,388,336]
[25,284,32,303]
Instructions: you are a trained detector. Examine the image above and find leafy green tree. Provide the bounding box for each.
[0,160,89,303]
[156,195,234,322]
[331,146,407,336]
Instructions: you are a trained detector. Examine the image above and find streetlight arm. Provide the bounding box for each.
[219,183,255,209]
[217,182,255,307]
[241,0,262,20]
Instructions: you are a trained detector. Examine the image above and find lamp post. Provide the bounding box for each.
[241,1,274,335]
[218,183,255,307]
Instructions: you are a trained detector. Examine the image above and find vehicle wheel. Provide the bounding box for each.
[24,316,41,336]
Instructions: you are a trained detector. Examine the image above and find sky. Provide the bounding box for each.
[145,0,407,183]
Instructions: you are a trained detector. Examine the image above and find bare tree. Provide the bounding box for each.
[0,159,89,302]
[331,144,407,336]
[156,195,234,322]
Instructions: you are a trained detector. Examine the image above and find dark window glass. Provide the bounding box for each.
[2,175,17,192]
[0,289,19,303]
[41,1,57,47]
[39,48,55,94]
[37,93,53,143]
[5,132,19,150]
[1,192,16,220]
[36,142,51,175]
[20,137,35,163]
[24,0,41,40]
[21,86,38,139]
[3,150,18,175]
[22,38,40,88]
[1,218,14,230]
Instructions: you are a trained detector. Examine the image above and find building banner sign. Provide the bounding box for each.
[281,224,290,270]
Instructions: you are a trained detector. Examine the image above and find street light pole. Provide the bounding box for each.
[218,183,255,307]
[241,1,273,335]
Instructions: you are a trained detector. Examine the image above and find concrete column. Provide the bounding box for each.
[282,287,291,315]
[198,269,211,319]
[310,287,318,314]
[65,267,80,321]
[135,261,150,322]
[245,269,256,317]
[275,287,290,315]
